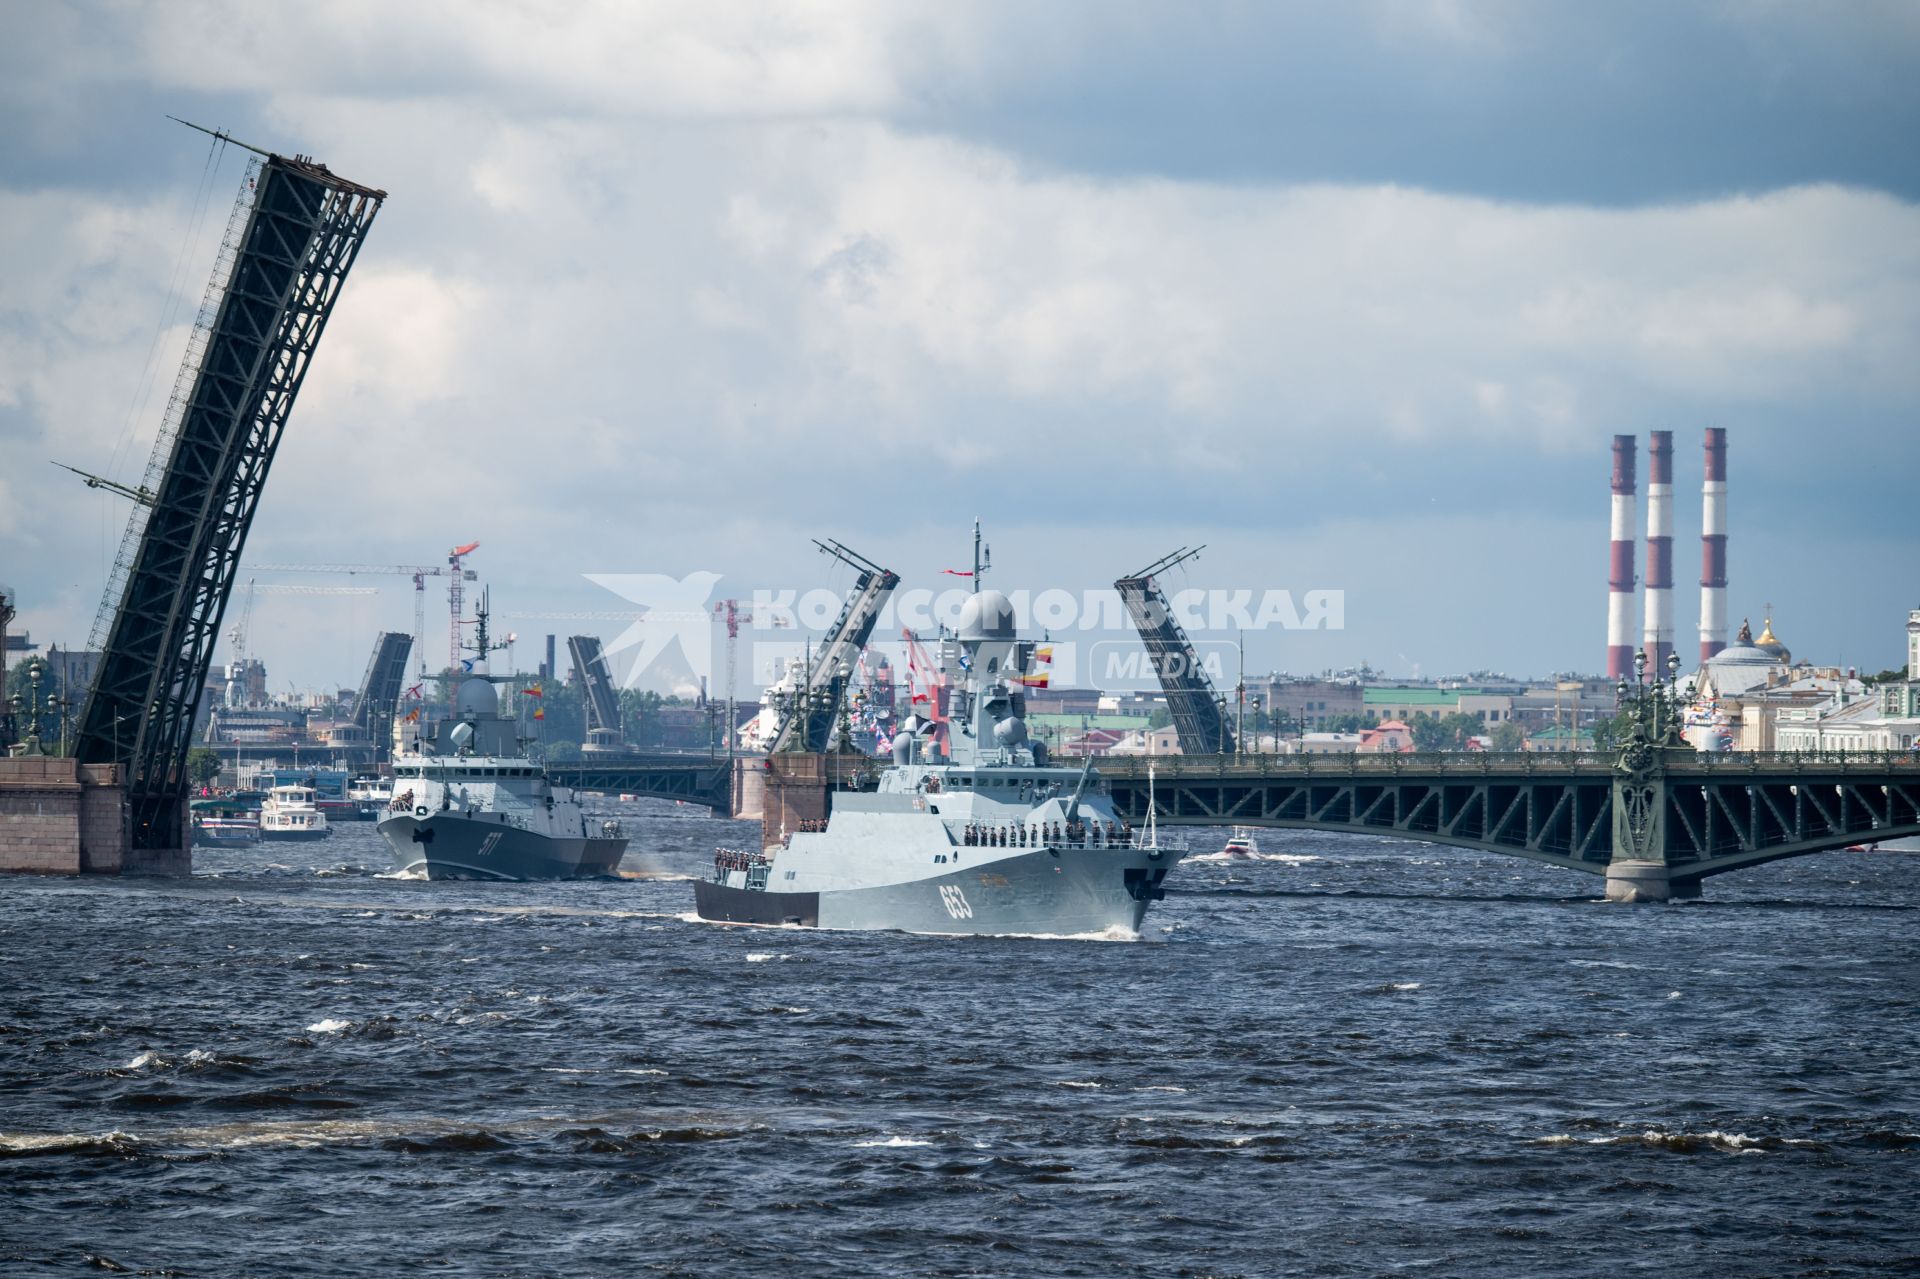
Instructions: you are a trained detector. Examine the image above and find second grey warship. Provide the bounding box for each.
[377,598,626,880]
[695,541,1184,935]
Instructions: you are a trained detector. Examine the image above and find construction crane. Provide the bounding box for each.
[252,555,478,680]
[446,541,479,678]
[226,579,258,675]
[711,599,793,757]
[215,580,372,709]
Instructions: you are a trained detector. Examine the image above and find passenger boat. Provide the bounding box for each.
[190,798,260,845]
[1221,827,1260,858]
[258,784,332,842]
[347,775,393,820]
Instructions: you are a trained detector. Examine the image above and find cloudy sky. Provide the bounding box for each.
[3,2,1917,694]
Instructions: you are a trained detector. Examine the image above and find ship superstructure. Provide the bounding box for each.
[696,543,1183,935]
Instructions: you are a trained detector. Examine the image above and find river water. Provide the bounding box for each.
[2,800,1916,1277]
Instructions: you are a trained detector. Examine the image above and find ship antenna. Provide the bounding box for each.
[972,517,986,595]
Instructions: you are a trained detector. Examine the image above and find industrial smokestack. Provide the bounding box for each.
[1642,430,1674,673]
[1607,434,1637,680]
[1698,427,1728,664]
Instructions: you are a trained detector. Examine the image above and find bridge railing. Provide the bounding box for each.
[1666,748,1919,775]
[1068,748,1918,779]
[1070,751,1614,778]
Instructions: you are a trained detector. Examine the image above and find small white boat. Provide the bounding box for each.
[1221,826,1260,858]
[259,785,332,842]
[347,775,394,820]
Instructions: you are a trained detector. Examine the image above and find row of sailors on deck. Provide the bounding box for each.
[963,820,1130,848]
[714,848,768,873]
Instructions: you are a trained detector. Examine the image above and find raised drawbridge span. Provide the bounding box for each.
[72,127,384,866]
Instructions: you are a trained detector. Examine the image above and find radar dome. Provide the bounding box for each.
[454,677,499,717]
[993,716,1029,747]
[956,590,1016,641]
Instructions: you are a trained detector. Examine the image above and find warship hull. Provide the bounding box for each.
[696,845,1175,936]
[378,814,627,881]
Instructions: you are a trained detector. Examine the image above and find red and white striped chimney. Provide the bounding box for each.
[1607,434,1637,680]
[1698,427,1728,664]
[1642,430,1674,672]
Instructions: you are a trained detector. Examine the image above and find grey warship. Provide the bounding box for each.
[377,597,627,880]
[696,537,1184,935]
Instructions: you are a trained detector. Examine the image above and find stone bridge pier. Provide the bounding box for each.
[1606,743,1701,903]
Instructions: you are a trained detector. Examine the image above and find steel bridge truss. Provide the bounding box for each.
[76,150,385,854]
[1660,768,1920,876]
[548,756,733,809]
[1094,754,1920,883]
[1104,765,1617,874]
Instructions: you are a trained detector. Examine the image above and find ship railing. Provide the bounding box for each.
[956,823,1170,852]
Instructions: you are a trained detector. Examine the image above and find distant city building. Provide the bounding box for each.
[1770,609,1920,754]
[1357,720,1414,753]
[1107,724,1182,756]
[1297,731,1365,754]
[1525,726,1595,753]
[1256,677,1363,729]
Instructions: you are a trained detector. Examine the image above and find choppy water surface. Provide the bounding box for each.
[3,800,1916,1277]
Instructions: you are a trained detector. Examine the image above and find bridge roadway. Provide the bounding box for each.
[550,746,1920,902]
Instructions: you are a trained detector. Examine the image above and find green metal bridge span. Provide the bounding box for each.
[1093,747,1920,900]
[545,737,1919,902]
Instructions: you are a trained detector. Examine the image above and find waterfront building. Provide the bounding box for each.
[1771,609,1920,753]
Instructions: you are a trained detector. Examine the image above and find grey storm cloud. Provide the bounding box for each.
[2,2,1917,689]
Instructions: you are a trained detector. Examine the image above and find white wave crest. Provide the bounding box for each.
[854,1135,932,1148]
[305,1018,352,1034]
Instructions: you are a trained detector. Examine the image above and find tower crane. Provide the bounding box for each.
[252,551,478,680]
[446,541,479,678]
[219,581,375,709]
[227,578,257,687]
[711,599,793,757]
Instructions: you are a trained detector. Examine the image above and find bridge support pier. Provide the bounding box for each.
[1604,859,1701,903]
